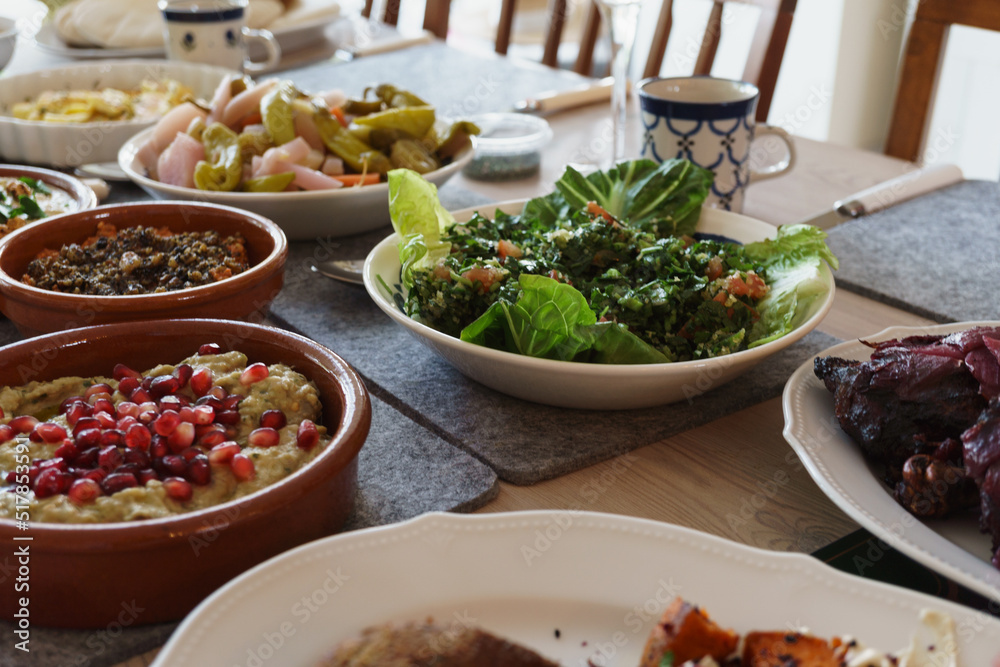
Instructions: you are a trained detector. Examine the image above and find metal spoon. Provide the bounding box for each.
[311,258,365,285]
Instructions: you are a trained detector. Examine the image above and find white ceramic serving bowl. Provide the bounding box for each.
[0,16,16,72]
[119,128,475,240]
[364,201,836,410]
[0,59,238,167]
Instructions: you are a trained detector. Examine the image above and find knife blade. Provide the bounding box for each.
[513,77,615,114]
[797,163,964,229]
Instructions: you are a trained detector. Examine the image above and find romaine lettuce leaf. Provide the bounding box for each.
[387,168,454,288]
[744,224,839,347]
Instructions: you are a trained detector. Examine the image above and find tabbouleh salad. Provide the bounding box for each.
[385,159,838,365]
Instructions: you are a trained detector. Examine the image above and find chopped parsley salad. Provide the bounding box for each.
[385,159,838,364]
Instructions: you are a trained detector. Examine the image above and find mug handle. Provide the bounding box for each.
[242,27,281,74]
[749,125,796,182]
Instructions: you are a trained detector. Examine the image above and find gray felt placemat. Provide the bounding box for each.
[0,318,497,667]
[824,179,1000,323]
[272,230,842,485]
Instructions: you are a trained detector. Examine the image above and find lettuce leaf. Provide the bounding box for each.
[387,168,454,288]
[744,224,839,347]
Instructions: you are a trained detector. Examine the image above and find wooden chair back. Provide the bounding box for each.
[884,0,1000,162]
[361,0,451,40]
[495,0,795,122]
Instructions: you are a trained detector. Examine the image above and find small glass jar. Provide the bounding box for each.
[463,113,553,181]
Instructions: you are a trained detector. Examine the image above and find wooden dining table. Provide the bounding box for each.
[0,18,963,667]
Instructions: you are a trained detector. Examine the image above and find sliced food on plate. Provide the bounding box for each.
[814,324,1000,567]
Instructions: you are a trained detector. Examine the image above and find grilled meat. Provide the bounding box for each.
[961,398,1000,564]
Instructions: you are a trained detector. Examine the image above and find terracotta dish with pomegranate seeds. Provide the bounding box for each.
[0,346,330,523]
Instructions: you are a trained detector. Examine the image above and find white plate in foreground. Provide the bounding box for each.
[150,510,1000,666]
[119,128,473,240]
[364,201,835,410]
[782,321,1000,602]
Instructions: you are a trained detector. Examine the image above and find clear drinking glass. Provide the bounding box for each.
[594,0,644,166]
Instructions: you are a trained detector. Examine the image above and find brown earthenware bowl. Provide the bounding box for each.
[0,163,98,222]
[0,200,287,337]
[0,319,371,628]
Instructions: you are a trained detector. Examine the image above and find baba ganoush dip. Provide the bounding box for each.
[0,348,331,523]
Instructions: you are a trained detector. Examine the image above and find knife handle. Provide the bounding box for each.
[834,163,964,218]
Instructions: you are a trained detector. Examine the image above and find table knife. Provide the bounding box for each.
[333,30,434,62]
[513,77,615,114]
[798,162,964,228]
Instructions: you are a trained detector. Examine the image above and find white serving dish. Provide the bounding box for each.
[0,59,238,168]
[783,321,1000,602]
[119,127,474,240]
[150,510,1000,666]
[363,201,836,410]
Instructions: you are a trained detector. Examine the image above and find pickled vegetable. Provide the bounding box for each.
[242,172,296,192]
[194,123,242,192]
[260,81,298,146]
[390,139,440,173]
[354,106,436,139]
[315,111,393,175]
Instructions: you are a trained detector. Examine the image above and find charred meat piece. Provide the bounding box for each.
[318,619,559,667]
[961,398,1000,562]
[814,353,986,467]
[893,452,979,518]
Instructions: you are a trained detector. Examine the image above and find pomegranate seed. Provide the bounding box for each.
[150,435,169,458]
[179,446,202,461]
[230,453,255,481]
[76,447,100,468]
[195,395,223,410]
[248,427,280,448]
[0,424,14,444]
[208,441,241,465]
[64,401,92,426]
[117,415,139,432]
[174,364,192,388]
[187,455,211,485]
[74,428,102,449]
[215,409,240,425]
[296,420,320,450]
[68,478,102,504]
[153,410,181,436]
[259,410,287,430]
[123,449,151,468]
[150,375,180,397]
[163,477,193,501]
[113,364,142,381]
[131,388,154,404]
[54,441,79,461]
[118,376,141,397]
[85,383,113,400]
[116,402,140,420]
[9,415,38,434]
[199,343,222,355]
[125,424,152,450]
[209,385,228,400]
[137,469,158,485]
[90,397,115,414]
[82,468,108,483]
[102,472,138,495]
[240,363,269,386]
[4,470,16,483]
[72,417,100,435]
[33,468,71,498]
[157,455,187,477]
[191,405,215,425]
[60,395,86,413]
[158,394,186,412]
[98,446,123,470]
[222,394,243,410]
[33,422,67,444]
[189,367,213,397]
[94,412,117,429]
[167,422,196,452]
[178,406,196,423]
[38,457,68,472]
[99,430,125,448]
[137,402,159,423]
[116,463,141,476]
[196,423,227,447]
[25,466,41,485]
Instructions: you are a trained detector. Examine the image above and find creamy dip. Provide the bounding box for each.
[0,175,79,237]
[0,350,331,523]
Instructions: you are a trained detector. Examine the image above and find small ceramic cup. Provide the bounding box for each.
[159,0,281,74]
[637,76,795,213]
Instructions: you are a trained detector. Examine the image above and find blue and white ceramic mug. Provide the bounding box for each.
[637,76,795,213]
[160,0,281,74]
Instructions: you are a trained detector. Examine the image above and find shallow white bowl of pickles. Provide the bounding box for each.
[119,129,474,241]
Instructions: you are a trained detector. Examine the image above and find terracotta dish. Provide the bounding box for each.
[0,200,287,336]
[0,318,371,628]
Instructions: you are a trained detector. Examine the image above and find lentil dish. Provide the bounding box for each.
[21,222,250,295]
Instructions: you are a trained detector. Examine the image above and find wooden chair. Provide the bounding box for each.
[361,0,451,40]
[495,0,796,122]
[885,0,1000,162]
